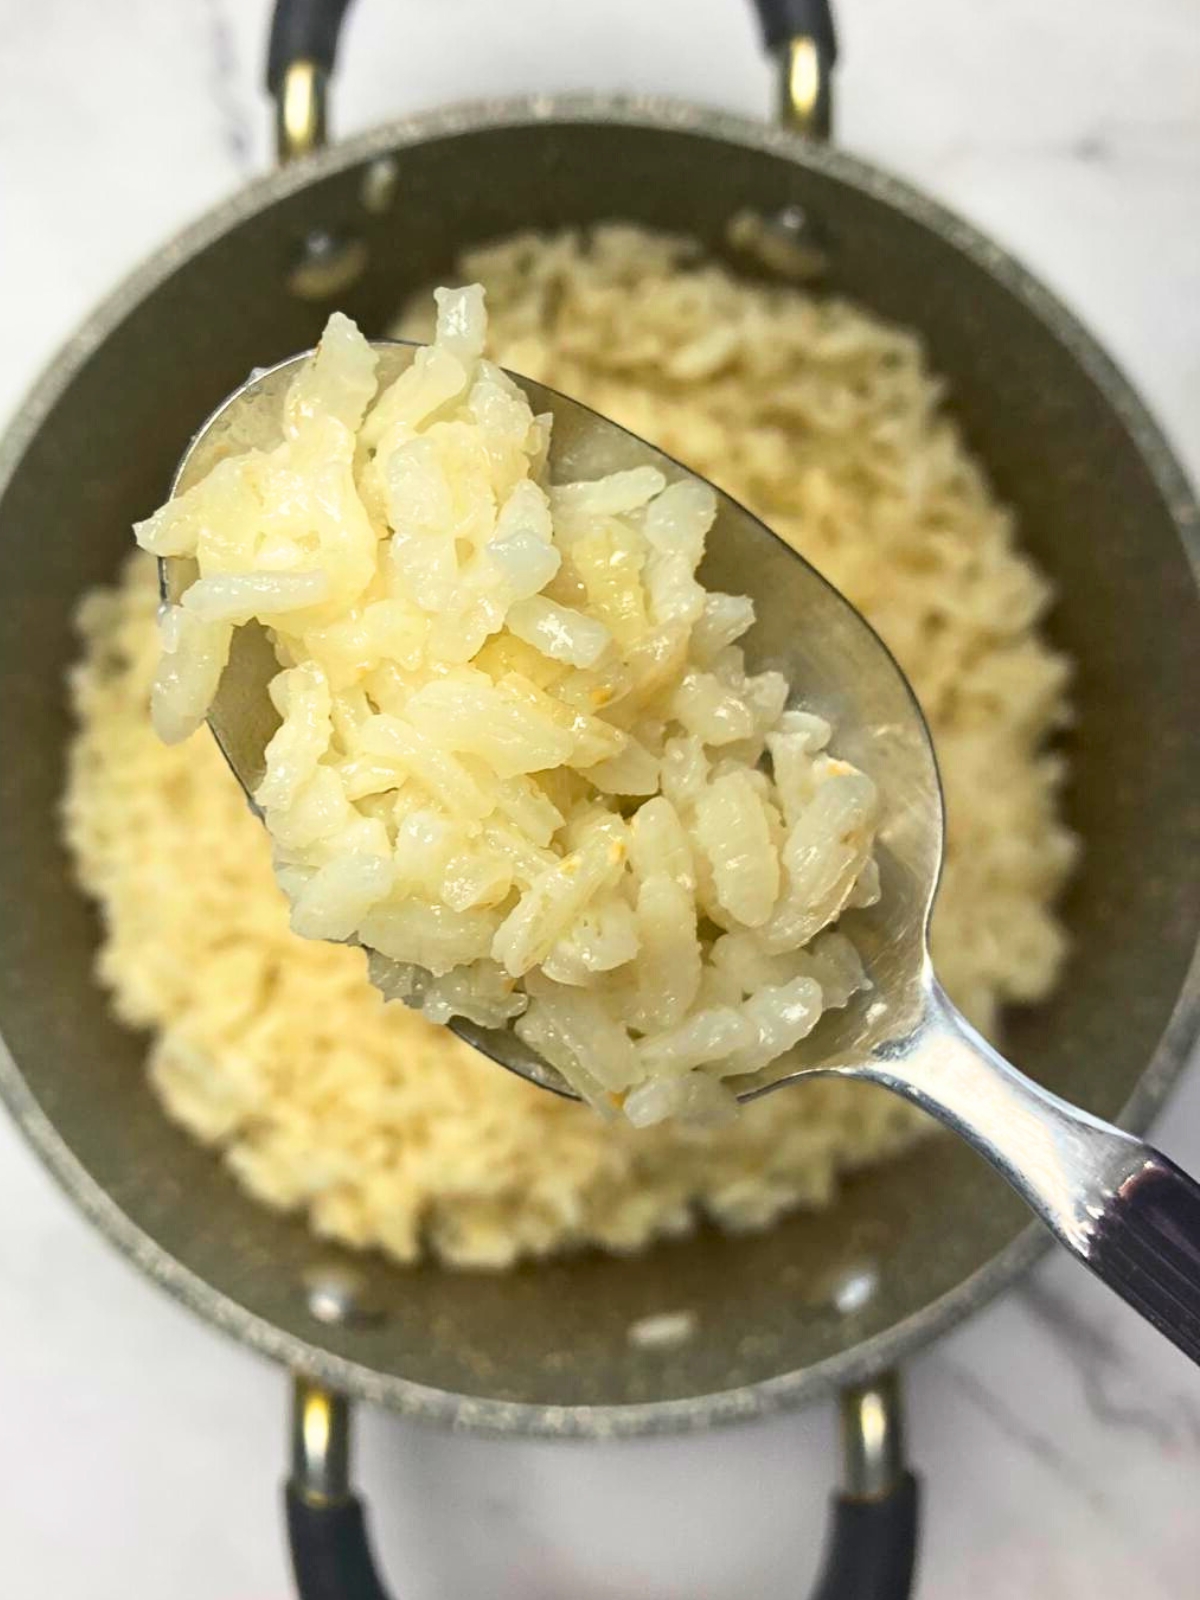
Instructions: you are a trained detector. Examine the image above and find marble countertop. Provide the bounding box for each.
[1,1,1198,1595]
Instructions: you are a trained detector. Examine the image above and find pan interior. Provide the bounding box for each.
[0,113,1197,1418]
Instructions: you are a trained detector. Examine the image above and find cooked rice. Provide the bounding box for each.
[135,288,884,1119]
[62,225,1075,1268]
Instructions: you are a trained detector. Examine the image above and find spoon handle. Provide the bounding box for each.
[1085,1149,1200,1363]
[873,983,1200,1364]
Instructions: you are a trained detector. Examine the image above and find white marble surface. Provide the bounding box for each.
[1,1,1198,1595]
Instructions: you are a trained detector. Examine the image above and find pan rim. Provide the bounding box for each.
[1,91,1198,1439]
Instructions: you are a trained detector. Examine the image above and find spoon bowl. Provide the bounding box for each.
[165,339,942,1098]
[164,340,1200,1364]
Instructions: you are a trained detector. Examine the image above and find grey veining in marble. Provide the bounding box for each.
[200,0,254,173]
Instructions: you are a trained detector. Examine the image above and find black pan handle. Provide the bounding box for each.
[265,0,837,79]
[750,0,837,136]
[267,0,355,160]
[288,1378,395,1600]
[810,1374,920,1600]
[284,1372,918,1599]
[749,0,836,58]
[811,1481,920,1600]
[265,0,838,154]
[287,1487,393,1600]
[267,0,355,96]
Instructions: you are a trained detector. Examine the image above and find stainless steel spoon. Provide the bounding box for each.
[164,340,1200,1363]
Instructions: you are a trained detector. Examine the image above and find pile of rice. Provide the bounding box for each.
[136,287,883,1123]
[63,226,1075,1269]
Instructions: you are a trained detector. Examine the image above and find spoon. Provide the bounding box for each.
[164,340,1200,1363]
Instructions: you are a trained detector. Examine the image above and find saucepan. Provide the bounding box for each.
[1,2,1198,1595]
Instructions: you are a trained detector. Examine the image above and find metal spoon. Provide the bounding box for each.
[164,340,1200,1362]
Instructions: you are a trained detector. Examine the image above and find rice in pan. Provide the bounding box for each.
[135,286,884,1123]
[63,226,1075,1268]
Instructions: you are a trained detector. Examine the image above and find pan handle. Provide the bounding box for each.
[287,1378,392,1600]
[265,0,838,161]
[811,1375,920,1600]
[267,0,354,161]
[748,0,837,137]
[284,1370,918,1599]
[267,0,354,94]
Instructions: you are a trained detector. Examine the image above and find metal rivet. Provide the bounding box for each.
[360,157,399,215]
[725,205,828,281]
[302,1263,385,1326]
[288,229,369,302]
[832,1262,879,1315]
